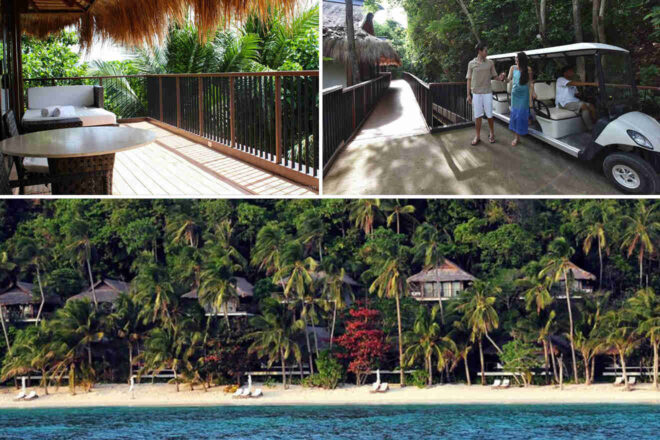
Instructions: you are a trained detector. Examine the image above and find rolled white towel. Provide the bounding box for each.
[52,106,76,118]
[41,106,57,117]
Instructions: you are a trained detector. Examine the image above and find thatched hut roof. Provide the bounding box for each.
[279,271,360,287]
[407,259,477,283]
[21,0,298,49]
[68,278,130,303]
[564,262,597,281]
[0,282,60,306]
[182,277,254,299]
[322,0,400,67]
[323,28,401,67]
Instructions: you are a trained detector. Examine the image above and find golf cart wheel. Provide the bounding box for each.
[602,152,658,194]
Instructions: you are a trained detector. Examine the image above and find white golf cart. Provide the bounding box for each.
[488,43,660,194]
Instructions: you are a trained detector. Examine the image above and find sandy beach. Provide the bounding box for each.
[1,382,659,409]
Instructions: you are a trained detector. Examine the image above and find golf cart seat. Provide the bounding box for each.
[491,80,509,113]
[533,81,584,138]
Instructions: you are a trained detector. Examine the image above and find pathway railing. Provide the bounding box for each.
[24,71,320,188]
[404,72,474,132]
[322,72,391,172]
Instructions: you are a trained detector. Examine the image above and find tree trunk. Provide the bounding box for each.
[312,319,320,357]
[345,0,361,85]
[598,238,603,289]
[652,340,658,390]
[395,291,405,386]
[223,303,230,331]
[592,0,600,42]
[0,307,10,352]
[87,344,92,367]
[549,340,559,384]
[485,332,503,355]
[86,256,98,309]
[564,270,579,383]
[464,355,471,386]
[572,0,586,80]
[435,270,444,324]
[559,355,564,390]
[70,364,76,396]
[639,253,643,287]
[42,368,49,395]
[543,341,550,385]
[427,355,433,386]
[533,0,547,45]
[478,339,485,385]
[598,0,607,43]
[128,342,133,383]
[35,266,45,325]
[303,314,315,375]
[174,370,179,392]
[584,354,591,385]
[456,0,481,43]
[620,351,629,390]
[591,357,596,384]
[329,304,337,348]
[281,348,288,389]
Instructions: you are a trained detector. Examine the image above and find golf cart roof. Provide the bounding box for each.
[488,43,628,61]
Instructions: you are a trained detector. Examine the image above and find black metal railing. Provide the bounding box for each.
[322,73,391,171]
[403,72,433,127]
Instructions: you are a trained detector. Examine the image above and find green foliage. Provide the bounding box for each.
[302,350,344,389]
[409,369,429,388]
[500,340,541,386]
[22,31,88,79]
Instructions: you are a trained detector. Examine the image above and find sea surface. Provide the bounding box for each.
[0,404,658,439]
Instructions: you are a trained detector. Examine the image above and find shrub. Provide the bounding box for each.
[302,351,345,389]
[409,370,429,388]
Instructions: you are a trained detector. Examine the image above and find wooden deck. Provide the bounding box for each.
[14,121,316,196]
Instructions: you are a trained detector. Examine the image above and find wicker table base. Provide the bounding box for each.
[48,153,115,195]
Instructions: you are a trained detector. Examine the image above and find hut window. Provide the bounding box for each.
[442,282,452,297]
[424,282,436,297]
[453,282,462,294]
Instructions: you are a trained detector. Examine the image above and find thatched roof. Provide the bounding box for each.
[323,28,401,67]
[68,278,130,303]
[322,1,364,28]
[21,0,298,49]
[564,262,597,281]
[407,259,477,283]
[182,277,254,299]
[279,271,360,287]
[0,282,60,306]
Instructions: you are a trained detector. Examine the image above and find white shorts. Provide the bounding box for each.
[472,92,493,119]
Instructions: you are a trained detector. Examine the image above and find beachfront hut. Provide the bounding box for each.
[181,277,255,317]
[407,259,477,302]
[322,0,401,89]
[0,281,60,323]
[552,262,596,298]
[67,278,130,310]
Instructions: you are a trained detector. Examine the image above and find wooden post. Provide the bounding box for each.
[274,76,282,164]
[352,89,356,130]
[176,77,181,128]
[99,78,103,87]
[198,77,204,134]
[230,77,236,148]
[159,77,163,121]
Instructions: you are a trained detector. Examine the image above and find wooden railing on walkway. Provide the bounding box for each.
[404,72,474,132]
[322,73,391,172]
[24,71,320,189]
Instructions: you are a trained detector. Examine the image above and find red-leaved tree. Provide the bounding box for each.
[335,306,389,385]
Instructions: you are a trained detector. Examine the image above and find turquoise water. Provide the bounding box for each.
[0,404,658,439]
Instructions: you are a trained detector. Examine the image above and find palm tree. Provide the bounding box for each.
[628,287,660,390]
[349,199,383,236]
[14,237,48,324]
[540,237,580,383]
[298,214,328,262]
[251,223,287,276]
[132,261,177,325]
[383,200,416,235]
[167,214,201,249]
[321,264,354,348]
[198,255,240,330]
[248,300,304,389]
[620,201,659,287]
[65,219,98,309]
[369,257,408,386]
[521,273,553,315]
[600,308,641,391]
[109,293,144,382]
[582,209,609,290]
[1,324,54,395]
[413,223,446,323]
[404,305,456,385]
[141,324,188,392]
[456,280,502,385]
[0,252,16,350]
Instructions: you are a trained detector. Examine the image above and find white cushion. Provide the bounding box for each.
[22,107,116,127]
[534,82,556,101]
[75,107,116,126]
[548,106,580,120]
[23,157,49,174]
[27,86,95,109]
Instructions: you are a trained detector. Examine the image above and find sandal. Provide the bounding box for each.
[471,137,480,146]
[489,134,496,143]
[511,138,519,146]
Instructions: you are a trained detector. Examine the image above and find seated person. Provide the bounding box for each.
[556,65,597,130]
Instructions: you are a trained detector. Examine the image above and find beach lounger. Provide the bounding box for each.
[499,379,510,388]
[13,390,26,401]
[232,387,246,398]
[491,379,502,388]
[376,383,389,393]
[250,388,263,398]
[628,377,636,386]
[371,382,381,393]
[24,391,38,400]
[613,377,624,386]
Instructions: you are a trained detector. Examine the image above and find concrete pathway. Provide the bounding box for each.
[350,79,429,145]
[324,120,623,195]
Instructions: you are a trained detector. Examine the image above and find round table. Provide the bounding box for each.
[0,126,156,195]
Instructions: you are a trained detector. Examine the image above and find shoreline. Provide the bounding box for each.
[1,383,659,409]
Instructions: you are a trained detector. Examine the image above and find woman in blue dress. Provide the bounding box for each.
[506,52,535,146]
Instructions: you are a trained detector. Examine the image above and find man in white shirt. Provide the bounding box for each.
[556,65,597,130]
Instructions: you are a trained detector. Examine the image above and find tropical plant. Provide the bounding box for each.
[132,260,177,325]
[499,340,541,387]
[383,200,416,235]
[628,287,660,390]
[412,223,447,322]
[349,199,383,236]
[109,293,145,382]
[600,308,641,390]
[14,237,49,324]
[65,218,98,309]
[620,201,659,287]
